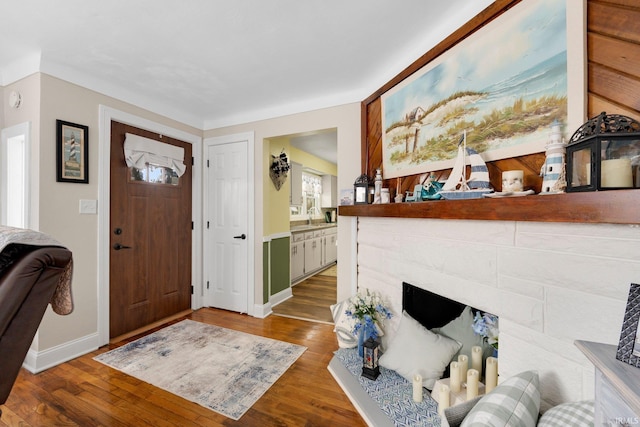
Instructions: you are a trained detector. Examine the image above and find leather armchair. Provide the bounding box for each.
[0,243,73,414]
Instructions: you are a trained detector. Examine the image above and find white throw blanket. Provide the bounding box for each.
[0,226,74,315]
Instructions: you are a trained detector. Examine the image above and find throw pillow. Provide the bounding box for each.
[444,396,483,427]
[330,299,357,348]
[379,310,462,389]
[537,400,594,427]
[460,370,540,427]
[433,306,494,362]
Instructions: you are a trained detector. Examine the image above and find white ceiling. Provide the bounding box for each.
[0,1,493,130]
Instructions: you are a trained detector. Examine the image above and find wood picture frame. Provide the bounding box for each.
[616,283,640,368]
[56,119,89,183]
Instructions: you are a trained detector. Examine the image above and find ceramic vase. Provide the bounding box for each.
[357,323,375,357]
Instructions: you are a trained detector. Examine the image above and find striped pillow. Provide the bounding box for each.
[461,371,540,427]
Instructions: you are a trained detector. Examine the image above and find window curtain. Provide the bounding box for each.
[123,133,186,177]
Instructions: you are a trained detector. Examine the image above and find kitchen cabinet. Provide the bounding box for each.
[304,230,323,274]
[290,161,302,206]
[290,233,305,282]
[322,227,337,265]
[321,174,337,208]
[291,225,337,284]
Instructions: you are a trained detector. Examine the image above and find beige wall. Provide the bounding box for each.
[204,103,361,305]
[2,73,201,358]
[0,73,361,366]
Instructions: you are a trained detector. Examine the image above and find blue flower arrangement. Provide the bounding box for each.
[344,289,392,340]
[472,311,499,350]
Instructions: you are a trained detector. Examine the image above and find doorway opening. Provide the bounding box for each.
[267,128,338,323]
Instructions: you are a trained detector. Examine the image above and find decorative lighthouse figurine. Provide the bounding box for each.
[373,168,383,204]
[540,120,568,194]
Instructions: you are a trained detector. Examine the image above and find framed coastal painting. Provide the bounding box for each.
[381,0,583,179]
[56,119,89,183]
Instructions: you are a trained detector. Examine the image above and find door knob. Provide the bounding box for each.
[233,234,247,240]
[113,243,132,250]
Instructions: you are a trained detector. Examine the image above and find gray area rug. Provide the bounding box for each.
[94,319,306,420]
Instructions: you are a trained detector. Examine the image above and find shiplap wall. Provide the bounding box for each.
[356,217,640,410]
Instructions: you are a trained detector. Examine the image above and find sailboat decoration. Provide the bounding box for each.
[438,130,494,200]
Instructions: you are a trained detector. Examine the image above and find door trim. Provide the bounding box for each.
[98,105,202,346]
[203,132,255,317]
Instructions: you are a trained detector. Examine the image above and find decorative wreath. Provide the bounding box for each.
[269,151,291,191]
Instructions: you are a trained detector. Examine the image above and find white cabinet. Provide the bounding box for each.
[321,174,337,208]
[323,228,337,265]
[291,226,337,284]
[291,233,305,282]
[290,161,303,206]
[575,340,640,426]
[304,230,323,274]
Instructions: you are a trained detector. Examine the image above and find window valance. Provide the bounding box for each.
[123,133,186,177]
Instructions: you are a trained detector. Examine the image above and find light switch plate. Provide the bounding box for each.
[79,199,97,214]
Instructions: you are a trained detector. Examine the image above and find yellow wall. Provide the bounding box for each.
[263,140,339,236]
[265,137,292,235]
[289,146,337,176]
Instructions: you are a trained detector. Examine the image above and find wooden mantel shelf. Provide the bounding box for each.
[338,190,640,224]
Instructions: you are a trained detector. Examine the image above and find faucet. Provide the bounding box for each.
[307,206,319,225]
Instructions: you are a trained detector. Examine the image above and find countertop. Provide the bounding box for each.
[290,223,337,233]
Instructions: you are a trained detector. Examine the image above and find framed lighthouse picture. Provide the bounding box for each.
[56,119,89,183]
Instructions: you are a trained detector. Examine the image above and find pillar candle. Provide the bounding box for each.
[471,346,483,377]
[458,354,468,384]
[466,369,479,400]
[502,170,524,192]
[601,158,633,188]
[413,374,423,402]
[438,384,450,415]
[486,357,498,393]
[450,361,461,393]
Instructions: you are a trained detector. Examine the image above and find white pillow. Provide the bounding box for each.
[433,306,494,361]
[330,299,357,348]
[379,310,462,389]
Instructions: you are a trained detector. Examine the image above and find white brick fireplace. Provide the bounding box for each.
[355,216,640,410]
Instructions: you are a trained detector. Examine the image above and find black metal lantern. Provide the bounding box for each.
[566,112,640,192]
[354,174,372,205]
[361,337,380,380]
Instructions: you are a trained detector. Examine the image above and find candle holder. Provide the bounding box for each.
[566,112,640,192]
[353,174,372,205]
[361,337,380,380]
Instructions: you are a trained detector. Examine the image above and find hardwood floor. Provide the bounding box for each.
[272,266,337,324]
[0,308,365,427]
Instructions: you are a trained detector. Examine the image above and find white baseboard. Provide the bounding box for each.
[24,332,100,374]
[270,287,293,308]
[253,302,273,319]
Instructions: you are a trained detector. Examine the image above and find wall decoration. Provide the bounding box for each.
[56,120,89,183]
[269,151,290,191]
[381,0,569,179]
[616,283,640,368]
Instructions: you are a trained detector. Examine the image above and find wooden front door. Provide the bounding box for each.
[109,121,192,338]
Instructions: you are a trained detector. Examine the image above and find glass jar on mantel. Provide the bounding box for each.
[566,112,640,192]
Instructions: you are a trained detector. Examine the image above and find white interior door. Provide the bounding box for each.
[204,138,249,312]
